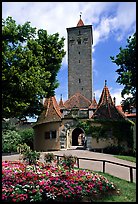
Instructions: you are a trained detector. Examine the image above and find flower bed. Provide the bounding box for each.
[2,161,116,202]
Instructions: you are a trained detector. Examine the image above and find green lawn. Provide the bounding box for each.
[114,155,136,163]
[93,171,136,202]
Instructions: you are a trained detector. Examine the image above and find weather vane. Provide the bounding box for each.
[80,12,82,19]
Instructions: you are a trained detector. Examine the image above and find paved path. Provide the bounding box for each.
[2,148,136,183]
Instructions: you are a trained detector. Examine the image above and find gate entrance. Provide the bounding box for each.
[72,128,84,146]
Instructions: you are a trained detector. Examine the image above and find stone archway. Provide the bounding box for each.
[72,128,84,146]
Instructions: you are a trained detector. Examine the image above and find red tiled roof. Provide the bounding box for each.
[64,92,91,109]
[92,82,127,120]
[116,105,136,118]
[35,96,61,125]
[59,95,65,109]
[98,84,114,107]
[116,105,123,112]
[77,16,84,27]
[125,113,136,117]
[89,95,97,109]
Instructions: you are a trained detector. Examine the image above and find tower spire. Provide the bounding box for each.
[77,12,84,27]
[80,11,82,19]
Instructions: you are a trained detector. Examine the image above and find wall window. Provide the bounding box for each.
[79,78,81,83]
[44,131,57,139]
[77,38,81,44]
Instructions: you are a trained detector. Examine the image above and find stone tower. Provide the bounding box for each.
[67,15,93,101]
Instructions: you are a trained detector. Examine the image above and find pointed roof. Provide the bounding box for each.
[98,80,114,107]
[89,93,98,109]
[77,13,84,27]
[59,94,65,109]
[91,80,127,120]
[34,96,61,125]
[64,92,91,109]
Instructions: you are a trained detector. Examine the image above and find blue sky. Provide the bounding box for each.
[2,2,136,121]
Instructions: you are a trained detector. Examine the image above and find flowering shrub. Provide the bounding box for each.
[2,161,116,202]
[17,143,40,165]
[60,154,77,171]
[44,153,55,164]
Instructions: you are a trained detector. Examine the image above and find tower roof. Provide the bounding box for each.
[89,93,98,109]
[59,94,65,109]
[64,92,91,109]
[34,96,61,126]
[91,80,127,120]
[77,13,84,27]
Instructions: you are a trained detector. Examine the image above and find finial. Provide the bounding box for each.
[113,97,116,105]
[60,94,62,100]
[105,80,107,87]
[80,12,82,19]
[93,93,95,99]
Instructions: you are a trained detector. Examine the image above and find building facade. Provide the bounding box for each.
[33,16,133,152]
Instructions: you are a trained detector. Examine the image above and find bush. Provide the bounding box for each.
[60,154,77,170]
[44,153,55,164]
[2,130,22,153]
[18,128,34,150]
[17,143,40,165]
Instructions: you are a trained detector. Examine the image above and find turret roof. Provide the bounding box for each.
[91,81,127,120]
[89,94,98,109]
[77,14,84,27]
[34,96,61,126]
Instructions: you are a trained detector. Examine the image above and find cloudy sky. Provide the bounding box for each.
[2,2,136,107]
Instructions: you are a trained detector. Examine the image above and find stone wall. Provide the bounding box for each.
[67,25,93,101]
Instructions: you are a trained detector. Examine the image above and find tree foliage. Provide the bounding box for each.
[110,32,136,110]
[2,16,66,119]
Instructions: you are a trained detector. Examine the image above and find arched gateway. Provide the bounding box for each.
[72,128,84,146]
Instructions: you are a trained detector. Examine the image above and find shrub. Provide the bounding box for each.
[44,153,55,164]
[22,150,40,165]
[103,145,126,155]
[17,143,40,165]
[2,130,22,153]
[60,154,77,170]
[18,128,34,150]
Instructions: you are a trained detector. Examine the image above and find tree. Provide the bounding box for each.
[110,32,136,111]
[2,16,66,119]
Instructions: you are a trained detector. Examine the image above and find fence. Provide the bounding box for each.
[55,155,136,183]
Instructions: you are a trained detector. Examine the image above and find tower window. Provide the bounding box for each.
[79,79,81,83]
[79,60,80,63]
[78,51,80,54]
[77,39,81,44]
[79,30,81,35]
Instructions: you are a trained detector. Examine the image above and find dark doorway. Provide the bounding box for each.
[72,128,84,146]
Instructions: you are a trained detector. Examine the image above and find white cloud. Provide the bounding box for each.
[2,2,136,56]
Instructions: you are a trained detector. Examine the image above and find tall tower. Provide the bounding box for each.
[67,14,93,101]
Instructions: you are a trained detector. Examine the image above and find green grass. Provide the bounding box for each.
[114,155,136,163]
[93,171,136,202]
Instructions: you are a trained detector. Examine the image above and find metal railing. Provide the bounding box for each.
[55,155,136,183]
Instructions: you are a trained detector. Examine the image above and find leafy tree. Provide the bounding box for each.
[110,32,136,111]
[2,130,22,153]
[18,128,34,150]
[2,16,66,119]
